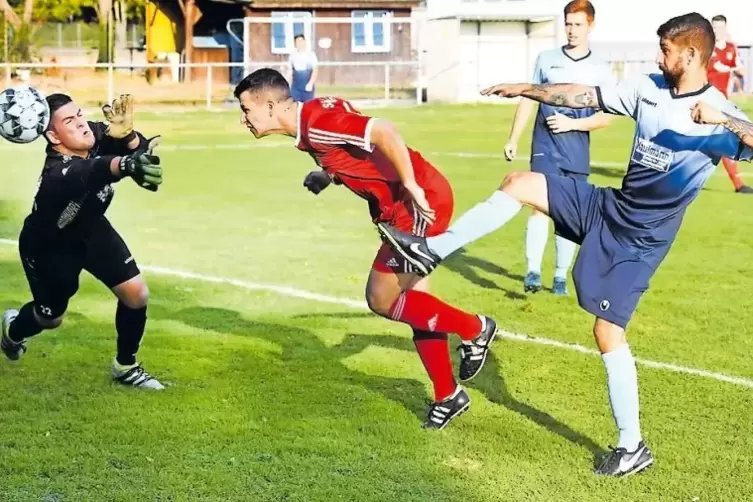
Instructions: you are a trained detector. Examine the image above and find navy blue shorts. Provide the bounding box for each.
[531,157,588,182]
[291,89,315,103]
[545,175,662,329]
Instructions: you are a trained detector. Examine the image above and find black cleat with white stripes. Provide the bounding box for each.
[422,386,470,430]
[458,315,498,382]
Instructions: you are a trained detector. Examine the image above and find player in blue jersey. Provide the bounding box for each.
[505,0,613,296]
[376,12,753,476]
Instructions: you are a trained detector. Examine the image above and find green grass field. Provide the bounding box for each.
[1,103,753,500]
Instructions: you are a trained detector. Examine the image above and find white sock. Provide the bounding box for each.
[427,191,522,259]
[602,344,642,451]
[525,214,549,274]
[554,235,577,279]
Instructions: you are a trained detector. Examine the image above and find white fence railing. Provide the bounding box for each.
[1,61,423,109]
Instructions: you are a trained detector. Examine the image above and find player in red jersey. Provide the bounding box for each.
[233,68,498,429]
[708,15,752,194]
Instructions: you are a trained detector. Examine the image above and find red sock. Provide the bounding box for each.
[389,290,482,340]
[722,157,744,191]
[413,330,456,401]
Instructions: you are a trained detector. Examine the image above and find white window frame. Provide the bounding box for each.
[351,10,392,54]
[270,11,313,55]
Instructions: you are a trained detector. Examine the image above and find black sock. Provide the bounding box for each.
[115,302,147,366]
[8,302,44,342]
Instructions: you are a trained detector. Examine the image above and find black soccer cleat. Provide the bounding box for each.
[594,441,654,477]
[1,309,26,361]
[457,315,498,382]
[736,185,753,194]
[376,223,441,277]
[422,386,470,430]
[523,271,542,293]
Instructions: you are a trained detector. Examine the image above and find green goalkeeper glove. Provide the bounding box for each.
[102,94,135,140]
[118,136,163,192]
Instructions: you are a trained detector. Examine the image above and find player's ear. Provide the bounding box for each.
[44,129,61,145]
[686,46,697,65]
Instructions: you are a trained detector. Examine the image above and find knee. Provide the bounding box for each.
[500,171,534,195]
[593,319,626,354]
[365,287,397,318]
[120,282,149,309]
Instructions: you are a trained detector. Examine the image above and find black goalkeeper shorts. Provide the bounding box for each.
[18,217,141,319]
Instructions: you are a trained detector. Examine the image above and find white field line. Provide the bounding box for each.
[0,238,751,389]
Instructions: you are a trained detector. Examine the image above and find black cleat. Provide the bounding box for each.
[422,387,470,430]
[457,315,498,382]
[736,185,753,194]
[594,441,654,477]
[523,271,542,293]
[1,309,26,361]
[376,223,441,277]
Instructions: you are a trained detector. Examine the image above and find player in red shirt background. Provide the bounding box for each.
[708,14,752,194]
[233,68,498,429]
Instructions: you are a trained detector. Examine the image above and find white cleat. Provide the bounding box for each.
[111,360,165,390]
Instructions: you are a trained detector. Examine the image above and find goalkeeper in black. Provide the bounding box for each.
[1,93,165,389]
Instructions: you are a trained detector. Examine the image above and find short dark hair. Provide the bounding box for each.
[294,34,305,41]
[46,93,73,117]
[44,93,73,142]
[233,68,290,100]
[711,15,727,24]
[656,13,715,65]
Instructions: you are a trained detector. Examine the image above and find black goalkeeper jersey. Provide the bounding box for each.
[22,121,146,240]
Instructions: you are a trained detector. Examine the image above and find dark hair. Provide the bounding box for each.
[44,93,74,141]
[233,68,290,100]
[711,15,727,24]
[46,93,73,117]
[294,34,305,41]
[656,13,715,64]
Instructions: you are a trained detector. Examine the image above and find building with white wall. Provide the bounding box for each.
[422,0,753,103]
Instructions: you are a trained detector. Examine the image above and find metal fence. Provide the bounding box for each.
[0,60,422,109]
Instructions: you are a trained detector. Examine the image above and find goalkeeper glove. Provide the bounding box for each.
[102,94,135,140]
[118,136,163,192]
[303,170,333,195]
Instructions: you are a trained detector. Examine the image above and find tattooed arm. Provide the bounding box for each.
[691,101,753,151]
[481,82,601,109]
[721,113,753,149]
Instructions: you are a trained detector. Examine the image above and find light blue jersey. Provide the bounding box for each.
[596,74,753,255]
[530,47,614,175]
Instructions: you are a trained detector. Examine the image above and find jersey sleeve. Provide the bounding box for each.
[595,75,645,118]
[531,53,544,84]
[47,156,120,199]
[307,107,377,152]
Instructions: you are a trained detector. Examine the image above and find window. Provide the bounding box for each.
[270,11,312,54]
[351,10,391,53]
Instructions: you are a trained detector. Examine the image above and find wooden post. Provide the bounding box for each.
[184,0,195,82]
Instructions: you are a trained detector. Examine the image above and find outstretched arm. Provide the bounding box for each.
[720,113,753,149]
[691,101,753,151]
[482,83,601,109]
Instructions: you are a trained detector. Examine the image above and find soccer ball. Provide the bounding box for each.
[0,85,50,144]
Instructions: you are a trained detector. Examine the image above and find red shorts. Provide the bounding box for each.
[372,173,454,274]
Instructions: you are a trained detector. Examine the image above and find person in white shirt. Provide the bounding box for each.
[287,34,318,102]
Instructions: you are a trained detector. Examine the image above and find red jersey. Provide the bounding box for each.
[295,97,449,226]
[707,42,738,96]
